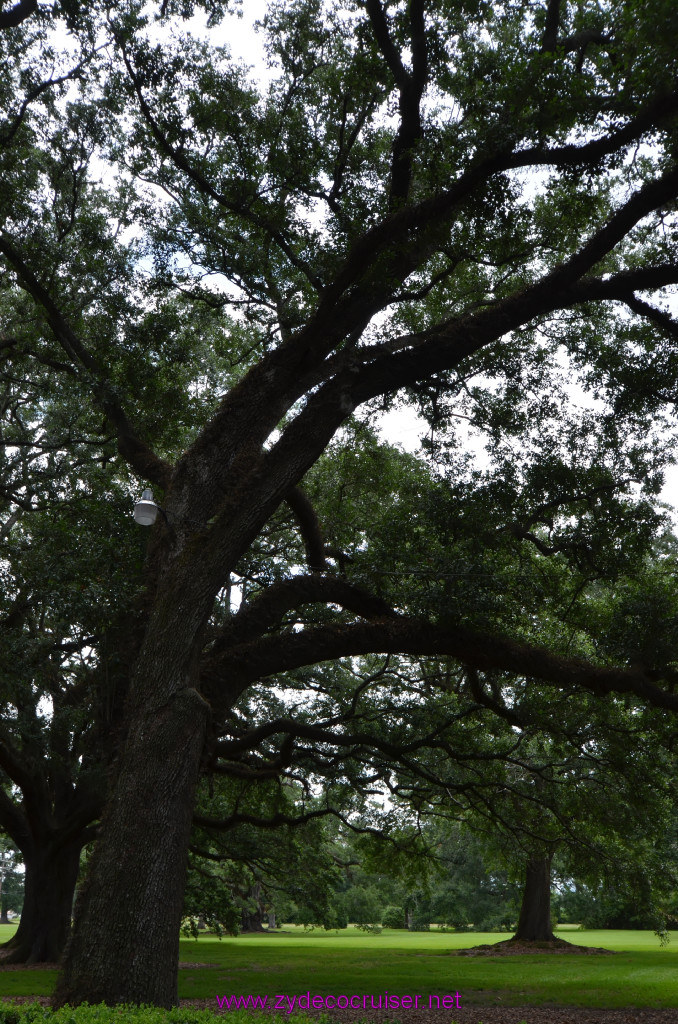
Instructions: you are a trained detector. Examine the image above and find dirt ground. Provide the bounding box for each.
[186,1000,678,1023]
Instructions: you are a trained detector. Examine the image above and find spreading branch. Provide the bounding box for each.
[116,35,323,291]
[319,89,678,312]
[193,805,418,846]
[168,92,678,519]
[0,234,173,489]
[204,615,678,716]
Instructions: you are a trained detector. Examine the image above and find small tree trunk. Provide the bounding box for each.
[53,686,209,1008]
[513,854,555,942]
[241,881,265,932]
[267,910,276,930]
[0,841,81,964]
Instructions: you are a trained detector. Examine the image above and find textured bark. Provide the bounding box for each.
[0,840,81,964]
[53,686,209,1007]
[513,855,556,942]
[241,914,265,932]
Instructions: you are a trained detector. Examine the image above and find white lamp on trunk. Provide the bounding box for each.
[133,488,160,526]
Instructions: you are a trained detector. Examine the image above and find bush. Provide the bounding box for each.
[327,903,349,930]
[343,884,383,929]
[381,905,406,929]
[556,882,662,930]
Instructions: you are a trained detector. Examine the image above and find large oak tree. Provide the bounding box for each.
[2,0,678,1007]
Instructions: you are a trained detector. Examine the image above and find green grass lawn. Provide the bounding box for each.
[1,924,678,1009]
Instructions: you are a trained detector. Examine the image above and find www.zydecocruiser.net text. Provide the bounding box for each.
[215,992,462,1013]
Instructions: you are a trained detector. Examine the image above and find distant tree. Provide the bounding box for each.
[425,827,519,932]
[0,475,138,962]
[0,840,21,925]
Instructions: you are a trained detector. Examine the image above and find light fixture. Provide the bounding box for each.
[133,488,160,526]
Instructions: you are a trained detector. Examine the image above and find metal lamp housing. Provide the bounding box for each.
[134,488,159,526]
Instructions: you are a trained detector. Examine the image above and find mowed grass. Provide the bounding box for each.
[1,924,678,1009]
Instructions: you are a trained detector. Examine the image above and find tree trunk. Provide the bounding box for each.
[0,841,81,964]
[513,854,555,942]
[241,912,265,932]
[267,910,276,930]
[241,881,265,932]
[52,685,209,1008]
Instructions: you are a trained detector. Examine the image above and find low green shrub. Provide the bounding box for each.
[0,1006,317,1024]
[381,906,405,929]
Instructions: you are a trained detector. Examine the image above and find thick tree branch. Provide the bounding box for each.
[540,0,561,53]
[540,0,611,59]
[366,0,428,205]
[192,806,411,844]
[0,791,30,849]
[390,0,427,204]
[0,509,19,538]
[208,574,396,656]
[344,190,678,407]
[285,487,327,570]
[465,668,524,728]
[551,162,678,288]
[507,526,566,557]
[622,294,678,341]
[365,0,408,87]
[204,616,678,716]
[561,29,612,57]
[213,714,474,762]
[568,264,678,302]
[0,729,43,806]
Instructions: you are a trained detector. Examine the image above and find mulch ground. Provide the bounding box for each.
[451,939,616,956]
